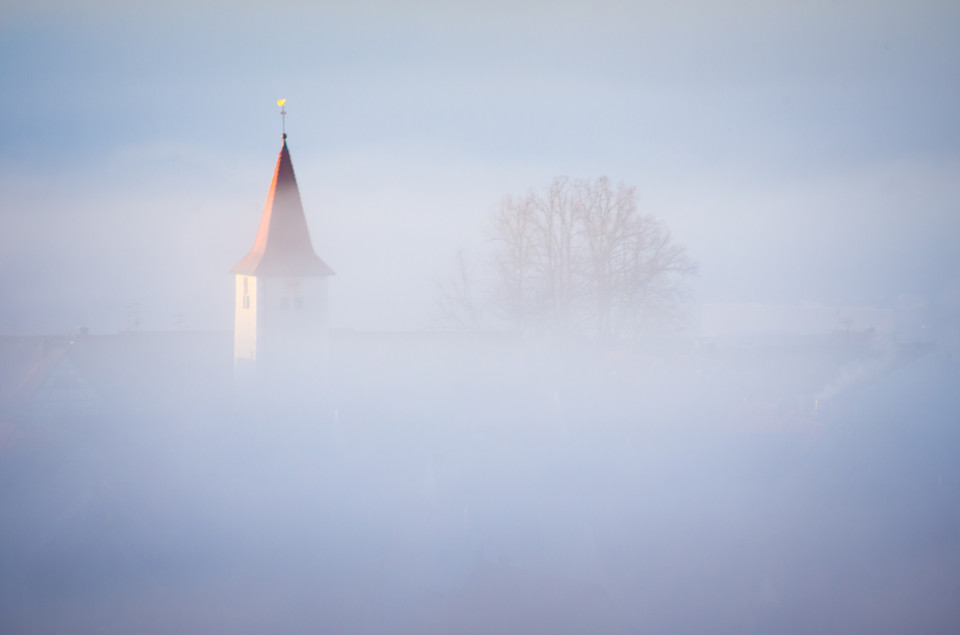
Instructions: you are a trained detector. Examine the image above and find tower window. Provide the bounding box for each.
[242,295,250,309]
[282,278,300,311]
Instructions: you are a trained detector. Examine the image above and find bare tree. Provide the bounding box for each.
[433,250,484,330]
[491,177,696,341]
[489,178,585,332]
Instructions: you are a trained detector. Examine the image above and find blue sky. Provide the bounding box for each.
[1,0,958,332]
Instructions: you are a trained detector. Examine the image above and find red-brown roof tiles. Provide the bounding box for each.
[230,137,334,277]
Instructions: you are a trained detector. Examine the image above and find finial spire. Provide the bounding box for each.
[278,98,287,139]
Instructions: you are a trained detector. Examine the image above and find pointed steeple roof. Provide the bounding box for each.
[230,135,334,277]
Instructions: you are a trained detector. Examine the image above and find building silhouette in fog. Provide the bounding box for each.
[230,132,334,391]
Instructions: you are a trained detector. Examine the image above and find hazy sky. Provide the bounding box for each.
[1,0,958,333]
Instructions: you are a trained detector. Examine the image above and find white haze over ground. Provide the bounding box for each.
[1,334,959,633]
[2,2,960,634]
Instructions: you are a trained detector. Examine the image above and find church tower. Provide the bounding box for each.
[230,131,334,389]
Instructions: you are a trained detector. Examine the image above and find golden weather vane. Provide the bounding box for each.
[278,98,287,136]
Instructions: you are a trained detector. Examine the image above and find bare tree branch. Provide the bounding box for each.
[433,250,484,331]
[491,177,697,342]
